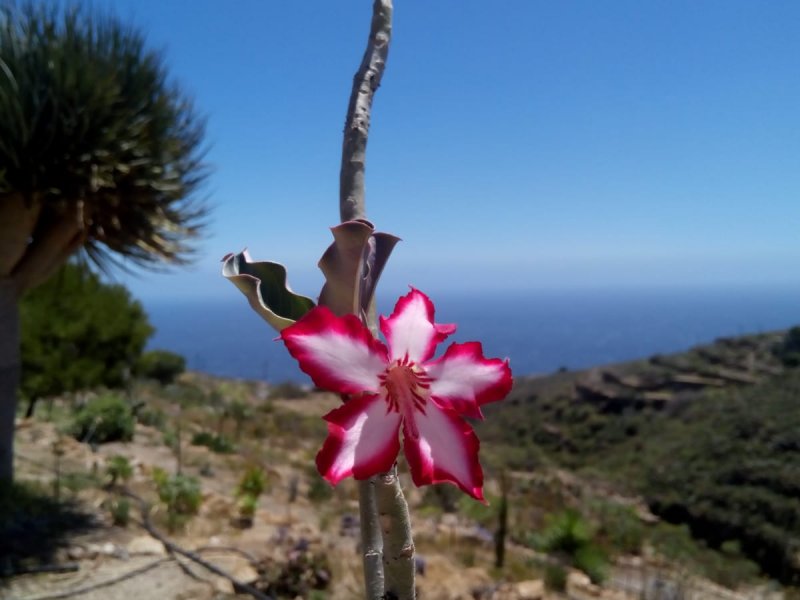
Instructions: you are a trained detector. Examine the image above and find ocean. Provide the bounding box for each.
[144,286,800,384]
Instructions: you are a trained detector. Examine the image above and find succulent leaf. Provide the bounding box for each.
[222,250,315,332]
[318,219,399,318]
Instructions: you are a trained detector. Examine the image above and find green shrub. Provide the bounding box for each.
[543,564,567,592]
[20,263,153,405]
[109,497,130,526]
[61,470,102,493]
[135,350,186,385]
[191,431,234,453]
[152,468,202,531]
[534,509,592,555]
[774,327,800,367]
[162,428,178,449]
[532,509,609,584]
[137,406,166,429]
[238,493,258,521]
[574,545,608,584]
[237,466,268,499]
[105,455,133,486]
[594,501,645,555]
[70,394,134,443]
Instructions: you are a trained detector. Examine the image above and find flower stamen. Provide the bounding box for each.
[380,360,431,439]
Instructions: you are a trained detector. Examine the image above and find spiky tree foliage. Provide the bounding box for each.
[0,2,209,481]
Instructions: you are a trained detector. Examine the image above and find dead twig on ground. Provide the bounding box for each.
[24,557,172,600]
[122,489,274,600]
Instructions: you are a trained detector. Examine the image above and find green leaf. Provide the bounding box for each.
[318,219,400,317]
[221,250,315,332]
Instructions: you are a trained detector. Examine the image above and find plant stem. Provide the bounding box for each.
[358,478,385,599]
[340,0,393,223]
[339,2,416,598]
[375,467,416,599]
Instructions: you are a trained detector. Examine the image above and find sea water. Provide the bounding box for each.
[143,286,800,384]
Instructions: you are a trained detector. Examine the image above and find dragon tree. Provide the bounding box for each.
[0,3,208,482]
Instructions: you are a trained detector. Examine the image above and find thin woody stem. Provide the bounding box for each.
[338,1,416,599]
[340,0,393,223]
[375,467,415,599]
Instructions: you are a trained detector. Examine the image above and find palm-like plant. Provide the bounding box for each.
[0,3,209,481]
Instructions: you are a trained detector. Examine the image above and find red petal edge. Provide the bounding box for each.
[379,287,455,363]
[316,394,402,485]
[402,404,486,502]
[425,341,513,419]
[280,306,388,395]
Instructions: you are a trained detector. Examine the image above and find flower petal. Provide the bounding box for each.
[402,403,484,501]
[380,288,455,363]
[316,394,402,484]
[425,342,512,419]
[281,306,388,394]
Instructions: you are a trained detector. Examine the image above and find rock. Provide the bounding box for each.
[567,570,601,597]
[127,535,167,556]
[230,562,259,584]
[515,579,544,600]
[441,513,459,527]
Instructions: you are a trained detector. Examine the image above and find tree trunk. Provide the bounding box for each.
[0,279,20,483]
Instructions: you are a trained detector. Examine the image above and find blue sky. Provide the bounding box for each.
[95,0,800,300]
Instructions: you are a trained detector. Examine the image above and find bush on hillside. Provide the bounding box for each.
[641,372,800,584]
[20,262,153,410]
[152,468,202,531]
[773,326,800,367]
[70,394,135,443]
[531,509,609,584]
[135,350,186,385]
[190,431,234,453]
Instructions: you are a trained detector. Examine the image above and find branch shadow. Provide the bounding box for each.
[0,480,99,578]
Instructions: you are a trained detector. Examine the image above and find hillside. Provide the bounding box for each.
[479,328,800,585]
[2,328,798,599]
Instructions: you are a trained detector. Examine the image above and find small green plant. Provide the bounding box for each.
[774,326,800,367]
[237,493,258,527]
[573,545,608,584]
[61,470,103,494]
[105,455,133,487]
[152,468,202,531]
[162,428,178,449]
[237,465,268,498]
[135,350,186,385]
[191,431,235,453]
[532,509,609,585]
[543,564,567,592]
[70,394,135,443]
[594,500,645,555]
[234,465,268,528]
[109,497,131,526]
[227,399,252,440]
[137,407,167,429]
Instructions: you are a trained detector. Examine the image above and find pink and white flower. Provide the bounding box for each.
[280,288,512,501]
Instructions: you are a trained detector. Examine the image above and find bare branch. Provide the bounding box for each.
[0,193,41,277]
[11,200,85,294]
[339,0,393,222]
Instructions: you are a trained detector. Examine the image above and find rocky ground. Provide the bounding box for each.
[2,384,783,600]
